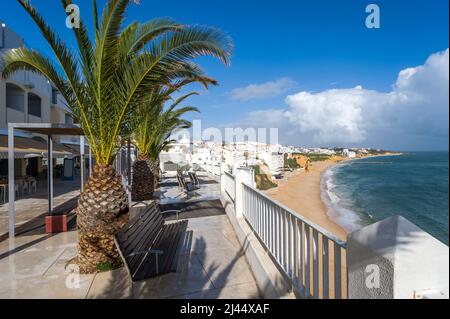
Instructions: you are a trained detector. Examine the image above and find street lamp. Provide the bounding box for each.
[1,23,6,49]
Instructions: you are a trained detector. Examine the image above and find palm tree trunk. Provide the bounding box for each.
[149,158,160,190]
[131,155,154,201]
[76,164,129,273]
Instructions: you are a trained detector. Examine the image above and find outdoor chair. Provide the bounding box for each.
[21,180,29,196]
[114,201,188,283]
[29,178,37,193]
[176,174,195,194]
[188,172,200,188]
[14,183,20,198]
[0,187,5,204]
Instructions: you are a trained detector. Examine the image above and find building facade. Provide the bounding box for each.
[0,21,79,178]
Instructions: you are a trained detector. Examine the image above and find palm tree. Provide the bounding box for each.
[131,84,206,199]
[130,75,215,200]
[2,0,232,273]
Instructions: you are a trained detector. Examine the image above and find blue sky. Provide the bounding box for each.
[2,0,449,150]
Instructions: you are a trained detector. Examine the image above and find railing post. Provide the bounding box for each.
[47,135,53,214]
[322,237,330,299]
[7,124,15,241]
[220,170,226,194]
[234,167,254,218]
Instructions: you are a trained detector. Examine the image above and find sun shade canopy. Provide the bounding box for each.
[0,135,75,159]
[8,123,84,136]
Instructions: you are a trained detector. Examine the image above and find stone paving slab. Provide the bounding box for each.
[171,282,261,299]
[0,216,261,299]
[0,175,261,299]
[0,231,95,299]
[0,180,81,237]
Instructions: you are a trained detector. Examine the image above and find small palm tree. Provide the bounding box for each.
[131,81,206,199]
[2,0,232,273]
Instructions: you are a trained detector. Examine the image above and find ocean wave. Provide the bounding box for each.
[321,164,363,233]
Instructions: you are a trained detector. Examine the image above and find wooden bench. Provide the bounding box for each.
[114,202,188,281]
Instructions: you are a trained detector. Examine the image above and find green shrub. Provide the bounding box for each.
[298,153,331,162]
[252,165,261,176]
[255,174,277,190]
[97,262,113,272]
[284,157,300,169]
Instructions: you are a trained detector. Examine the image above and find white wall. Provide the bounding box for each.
[347,215,449,299]
[1,23,71,132]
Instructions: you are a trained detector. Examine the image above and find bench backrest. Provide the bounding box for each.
[115,202,164,276]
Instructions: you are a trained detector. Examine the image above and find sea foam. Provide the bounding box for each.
[321,164,363,233]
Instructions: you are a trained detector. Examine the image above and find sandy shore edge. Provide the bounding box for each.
[264,153,403,241]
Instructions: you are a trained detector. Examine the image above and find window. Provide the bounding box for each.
[28,93,41,117]
[51,87,58,104]
[6,83,25,112]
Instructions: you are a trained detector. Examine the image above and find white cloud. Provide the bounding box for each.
[234,49,449,149]
[230,77,296,101]
[284,87,371,143]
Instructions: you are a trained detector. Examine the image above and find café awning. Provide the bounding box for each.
[0,134,75,159]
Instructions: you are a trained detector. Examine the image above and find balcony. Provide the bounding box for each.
[0,172,260,298]
[0,168,447,299]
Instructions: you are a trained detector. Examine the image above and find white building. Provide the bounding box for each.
[191,145,212,168]
[159,133,192,167]
[258,150,284,174]
[343,149,357,158]
[0,21,79,177]
[310,148,336,155]
[0,21,77,134]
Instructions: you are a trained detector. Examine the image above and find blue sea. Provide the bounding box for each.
[321,152,449,245]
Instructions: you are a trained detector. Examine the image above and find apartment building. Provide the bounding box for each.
[0,20,79,177]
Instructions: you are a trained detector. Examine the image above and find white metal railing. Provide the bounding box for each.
[212,164,221,176]
[223,171,236,201]
[242,183,347,299]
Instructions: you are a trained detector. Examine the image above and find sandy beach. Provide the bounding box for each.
[265,160,348,241]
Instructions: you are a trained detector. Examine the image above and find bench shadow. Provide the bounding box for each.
[88,229,258,299]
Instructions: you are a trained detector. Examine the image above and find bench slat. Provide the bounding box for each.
[115,203,163,274]
[121,210,162,254]
[117,204,160,242]
[115,201,188,282]
[134,220,188,280]
[161,220,188,272]
[125,217,165,272]
[134,223,176,280]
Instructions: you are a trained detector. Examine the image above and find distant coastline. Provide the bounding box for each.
[265,159,348,240]
[319,151,449,244]
[321,152,404,234]
[264,152,403,240]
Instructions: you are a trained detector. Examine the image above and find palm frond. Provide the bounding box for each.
[6,0,233,165]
